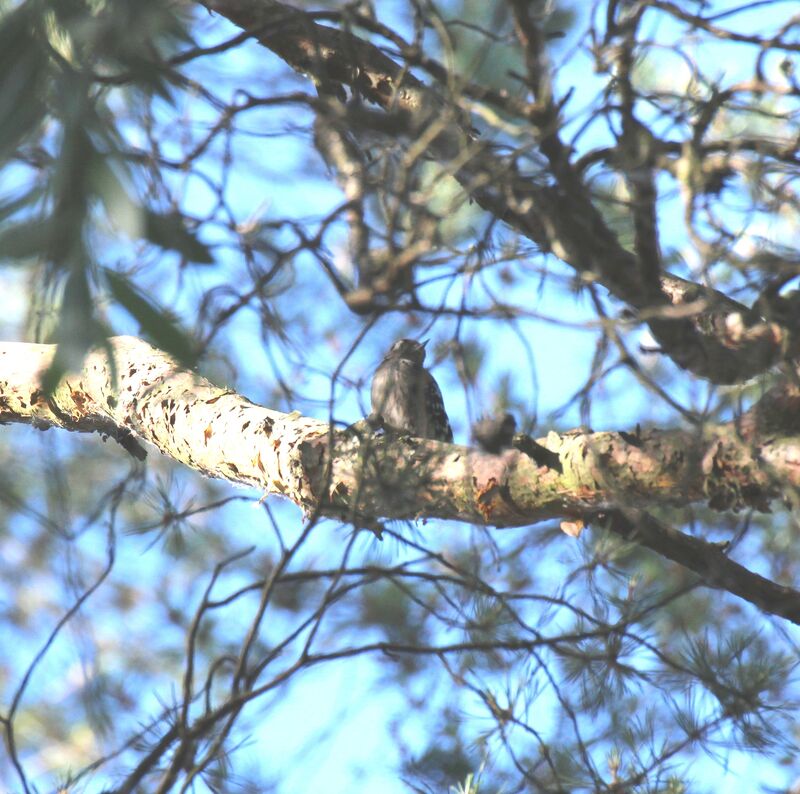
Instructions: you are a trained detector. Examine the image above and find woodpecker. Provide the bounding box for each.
[472,413,517,454]
[370,338,453,442]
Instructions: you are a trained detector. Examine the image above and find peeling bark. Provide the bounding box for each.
[0,337,796,529]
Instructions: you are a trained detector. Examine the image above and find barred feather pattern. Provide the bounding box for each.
[371,339,453,442]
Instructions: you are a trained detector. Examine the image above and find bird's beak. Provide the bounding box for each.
[420,338,429,348]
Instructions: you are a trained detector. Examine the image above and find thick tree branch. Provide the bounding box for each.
[604,509,800,625]
[2,336,799,620]
[1,337,797,527]
[197,0,800,384]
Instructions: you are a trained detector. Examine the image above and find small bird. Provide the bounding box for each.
[370,338,453,442]
[472,413,517,454]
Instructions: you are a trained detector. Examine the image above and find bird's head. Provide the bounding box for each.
[385,338,427,365]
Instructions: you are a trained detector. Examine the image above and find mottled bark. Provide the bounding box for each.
[3,336,800,621]
[0,337,795,529]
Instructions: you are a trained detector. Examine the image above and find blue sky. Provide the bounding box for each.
[3,1,800,791]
